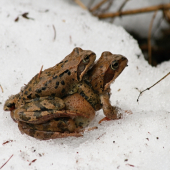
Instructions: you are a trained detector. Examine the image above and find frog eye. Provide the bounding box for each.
[111,60,119,70]
[83,55,90,63]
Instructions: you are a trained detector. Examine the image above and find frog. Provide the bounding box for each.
[3,47,96,124]
[18,93,96,139]
[18,51,128,140]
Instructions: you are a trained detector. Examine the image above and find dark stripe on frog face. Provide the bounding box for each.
[29,87,32,91]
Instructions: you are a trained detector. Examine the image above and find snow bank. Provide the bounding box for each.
[0,0,170,169]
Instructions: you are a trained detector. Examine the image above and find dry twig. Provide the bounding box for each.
[74,0,87,10]
[38,65,43,79]
[137,72,170,102]
[148,11,158,65]
[0,155,13,169]
[90,0,108,12]
[118,0,130,12]
[97,3,170,18]
[0,84,3,93]
[52,25,56,41]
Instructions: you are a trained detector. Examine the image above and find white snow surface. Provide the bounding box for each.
[0,0,170,170]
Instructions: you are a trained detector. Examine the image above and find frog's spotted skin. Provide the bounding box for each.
[4,47,96,124]
[18,52,128,140]
[88,52,128,120]
[18,121,83,140]
[18,93,95,139]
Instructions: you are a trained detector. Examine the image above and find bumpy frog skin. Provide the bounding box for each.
[4,47,96,124]
[18,52,128,140]
[88,51,128,120]
[18,93,95,139]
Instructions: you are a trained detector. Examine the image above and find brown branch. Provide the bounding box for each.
[98,0,114,14]
[148,11,158,65]
[118,0,130,12]
[97,3,170,18]
[0,154,13,169]
[52,25,56,41]
[137,72,170,102]
[74,0,87,10]
[90,0,108,12]
[0,84,3,93]
[38,65,43,79]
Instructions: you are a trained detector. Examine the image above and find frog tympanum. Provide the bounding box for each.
[4,48,128,140]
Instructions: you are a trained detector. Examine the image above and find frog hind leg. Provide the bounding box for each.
[15,109,90,124]
[13,96,67,123]
[18,120,83,140]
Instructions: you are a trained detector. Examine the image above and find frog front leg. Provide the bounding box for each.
[100,92,122,121]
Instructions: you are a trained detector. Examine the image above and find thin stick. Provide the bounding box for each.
[137,72,170,102]
[97,3,170,18]
[99,0,114,13]
[90,0,108,12]
[0,154,13,169]
[52,25,56,41]
[88,0,95,9]
[118,0,130,12]
[0,84,3,93]
[148,11,157,65]
[38,65,43,79]
[74,0,87,10]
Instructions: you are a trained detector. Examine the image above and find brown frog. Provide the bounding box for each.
[4,47,96,124]
[18,52,128,140]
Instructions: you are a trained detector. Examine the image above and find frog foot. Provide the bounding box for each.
[98,117,111,124]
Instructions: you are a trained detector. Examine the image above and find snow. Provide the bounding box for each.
[0,0,170,169]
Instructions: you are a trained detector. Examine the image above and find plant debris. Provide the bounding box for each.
[29,159,37,166]
[52,25,56,41]
[0,154,13,169]
[137,72,170,102]
[15,12,34,22]
[2,140,13,145]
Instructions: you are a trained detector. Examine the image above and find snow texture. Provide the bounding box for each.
[0,0,170,169]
